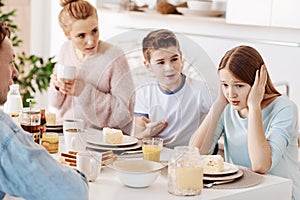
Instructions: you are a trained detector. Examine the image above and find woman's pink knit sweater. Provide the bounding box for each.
[48,40,135,134]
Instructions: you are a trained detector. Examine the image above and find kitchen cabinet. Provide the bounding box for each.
[227,0,300,29]
[272,0,300,29]
[226,0,272,27]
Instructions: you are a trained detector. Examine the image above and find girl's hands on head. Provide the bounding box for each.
[247,65,267,109]
[216,84,229,107]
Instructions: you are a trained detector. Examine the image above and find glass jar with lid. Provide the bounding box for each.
[168,146,203,196]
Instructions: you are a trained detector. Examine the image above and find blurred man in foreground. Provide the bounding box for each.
[0,21,88,200]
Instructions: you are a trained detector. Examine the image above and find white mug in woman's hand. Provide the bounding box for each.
[76,151,102,182]
[57,64,76,80]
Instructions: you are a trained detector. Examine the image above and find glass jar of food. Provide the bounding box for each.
[41,132,59,154]
[168,146,203,196]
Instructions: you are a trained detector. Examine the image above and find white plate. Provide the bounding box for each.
[204,162,239,176]
[204,169,243,181]
[86,141,142,152]
[177,7,225,17]
[46,125,63,129]
[46,126,63,131]
[46,119,63,127]
[87,133,138,147]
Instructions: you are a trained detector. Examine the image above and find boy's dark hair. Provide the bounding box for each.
[0,21,10,45]
[142,29,180,62]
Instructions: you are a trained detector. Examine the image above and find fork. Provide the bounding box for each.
[204,179,235,188]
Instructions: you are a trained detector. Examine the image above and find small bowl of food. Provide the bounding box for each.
[112,159,165,188]
[187,0,212,11]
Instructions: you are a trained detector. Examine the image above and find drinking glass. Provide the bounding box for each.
[142,138,163,162]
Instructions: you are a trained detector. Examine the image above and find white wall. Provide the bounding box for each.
[49,0,97,56]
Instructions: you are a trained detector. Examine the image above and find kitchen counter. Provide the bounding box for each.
[99,7,300,45]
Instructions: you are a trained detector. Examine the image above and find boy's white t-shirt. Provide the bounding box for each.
[134,75,215,148]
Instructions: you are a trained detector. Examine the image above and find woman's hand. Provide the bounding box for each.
[51,71,85,96]
[247,65,267,109]
[50,71,60,90]
[134,116,168,139]
[58,78,75,95]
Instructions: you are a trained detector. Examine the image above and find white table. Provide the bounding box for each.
[4,134,293,200]
[86,138,293,200]
[89,155,292,200]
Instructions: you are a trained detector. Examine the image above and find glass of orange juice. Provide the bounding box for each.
[142,138,163,162]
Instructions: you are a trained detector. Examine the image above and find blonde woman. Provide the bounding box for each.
[49,0,134,134]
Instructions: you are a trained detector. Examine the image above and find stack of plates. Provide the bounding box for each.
[203,162,243,182]
[46,120,63,132]
[86,129,141,153]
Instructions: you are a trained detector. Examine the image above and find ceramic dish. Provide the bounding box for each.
[45,126,63,132]
[87,133,138,147]
[187,0,212,11]
[204,162,239,176]
[112,159,164,188]
[86,141,142,153]
[203,169,243,181]
[177,7,225,17]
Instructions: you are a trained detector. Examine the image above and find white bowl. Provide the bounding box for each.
[211,0,227,11]
[112,159,164,188]
[187,1,212,11]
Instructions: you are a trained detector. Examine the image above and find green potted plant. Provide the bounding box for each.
[0,2,56,107]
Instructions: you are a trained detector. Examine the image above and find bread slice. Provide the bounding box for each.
[103,127,123,144]
[203,155,224,173]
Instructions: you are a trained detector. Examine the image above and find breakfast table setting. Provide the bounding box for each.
[61,128,293,200]
[4,127,293,200]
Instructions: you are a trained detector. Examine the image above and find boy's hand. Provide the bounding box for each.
[134,116,168,139]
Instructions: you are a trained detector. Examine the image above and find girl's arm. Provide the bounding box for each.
[189,86,227,154]
[247,65,272,173]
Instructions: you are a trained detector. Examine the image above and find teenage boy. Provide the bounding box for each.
[134,29,215,148]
